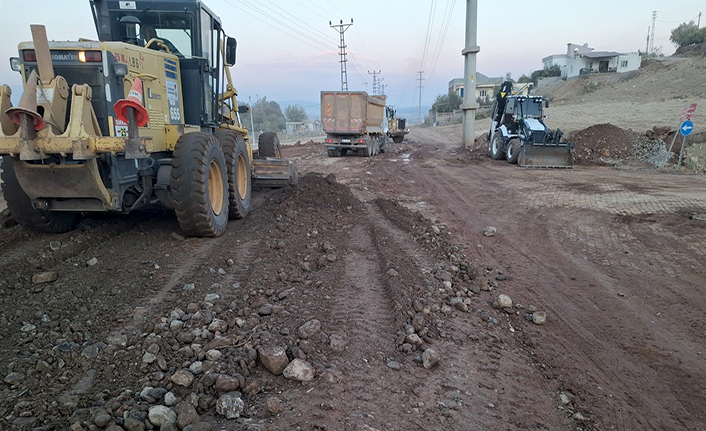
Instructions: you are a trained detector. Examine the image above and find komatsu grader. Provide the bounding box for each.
[0,0,296,237]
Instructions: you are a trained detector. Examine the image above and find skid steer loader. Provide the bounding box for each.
[0,0,296,237]
[488,82,573,168]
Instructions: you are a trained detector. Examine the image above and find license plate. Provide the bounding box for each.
[341,139,351,143]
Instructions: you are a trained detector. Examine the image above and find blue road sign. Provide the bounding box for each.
[680,120,694,136]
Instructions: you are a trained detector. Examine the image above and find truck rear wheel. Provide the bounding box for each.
[215,130,251,219]
[258,132,282,158]
[506,138,521,164]
[171,132,229,237]
[491,133,505,160]
[392,136,404,144]
[0,157,81,233]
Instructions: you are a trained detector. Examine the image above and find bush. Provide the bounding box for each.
[670,21,706,47]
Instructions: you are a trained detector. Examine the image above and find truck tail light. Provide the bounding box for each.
[327,139,332,143]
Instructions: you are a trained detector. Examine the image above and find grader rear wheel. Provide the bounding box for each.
[258,132,282,158]
[171,132,229,237]
[215,130,252,219]
[0,157,81,233]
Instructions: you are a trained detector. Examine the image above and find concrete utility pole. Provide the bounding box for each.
[417,71,424,123]
[645,27,650,54]
[380,83,387,95]
[330,19,353,91]
[698,11,702,28]
[461,0,479,147]
[368,70,380,95]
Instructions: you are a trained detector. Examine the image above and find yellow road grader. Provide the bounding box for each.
[0,0,296,237]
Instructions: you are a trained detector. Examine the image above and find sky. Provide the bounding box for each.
[0,0,703,113]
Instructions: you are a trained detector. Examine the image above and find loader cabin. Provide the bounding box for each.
[89,0,237,131]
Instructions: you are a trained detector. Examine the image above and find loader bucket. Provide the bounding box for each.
[519,144,573,168]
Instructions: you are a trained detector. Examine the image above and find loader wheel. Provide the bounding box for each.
[491,133,505,160]
[506,138,521,164]
[171,132,229,237]
[258,132,282,158]
[215,130,252,219]
[392,136,404,144]
[0,157,81,233]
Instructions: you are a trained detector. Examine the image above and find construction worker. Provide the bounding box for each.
[140,25,182,56]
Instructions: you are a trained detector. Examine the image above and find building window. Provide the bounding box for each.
[620,60,628,68]
[460,88,464,98]
[480,89,487,97]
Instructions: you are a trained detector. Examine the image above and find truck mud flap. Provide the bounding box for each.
[519,145,574,168]
[252,158,298,187]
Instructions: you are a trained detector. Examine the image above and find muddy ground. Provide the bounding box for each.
[2,126,706,431]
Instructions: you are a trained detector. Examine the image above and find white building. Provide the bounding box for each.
[543,43,641,79]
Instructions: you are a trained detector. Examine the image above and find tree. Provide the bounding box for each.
[285,104,308,122]
[432,92,463,113]
[528,65,561,86]
[670,21,706,47]
[240,97,286,133]
[518,74,532,83]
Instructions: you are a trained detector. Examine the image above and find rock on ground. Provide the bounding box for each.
[283,358,315,381]
[215,394,244,419]
[298,319,321,339]
[148,405,177,427]
[258,345,289,375]
[422,349,440,369]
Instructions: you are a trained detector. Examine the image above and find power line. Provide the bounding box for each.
[264,0,338,43]
[239,0,333,50]
[427,0,457,84]
[219,0,333,51]
[218,0,331,52]
[420,0,438,70]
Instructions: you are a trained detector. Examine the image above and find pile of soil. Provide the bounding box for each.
[675,42,706,57]
[568,124,634,165]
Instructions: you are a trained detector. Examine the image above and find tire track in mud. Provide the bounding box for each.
[406,160,706,430]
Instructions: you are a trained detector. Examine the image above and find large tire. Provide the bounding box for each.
[379,136,389,153]
[258,132,282,158]
[491,133,505,160]
[171,132,229,237]
[0,157,81,233]
[392,136,404,144]
[506,138,521,164]
[215,130,251,219]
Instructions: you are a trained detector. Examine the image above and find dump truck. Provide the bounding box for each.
[321,91,388,157]
[386,106,409,144]
[488,81,573,168]
[0,0,296,237]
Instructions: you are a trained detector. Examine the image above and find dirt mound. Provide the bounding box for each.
[569,124,634,165]
[675,42,706,57]
[568,123,674,167]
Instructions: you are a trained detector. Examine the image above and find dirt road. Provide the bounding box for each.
[1,127,705,431]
